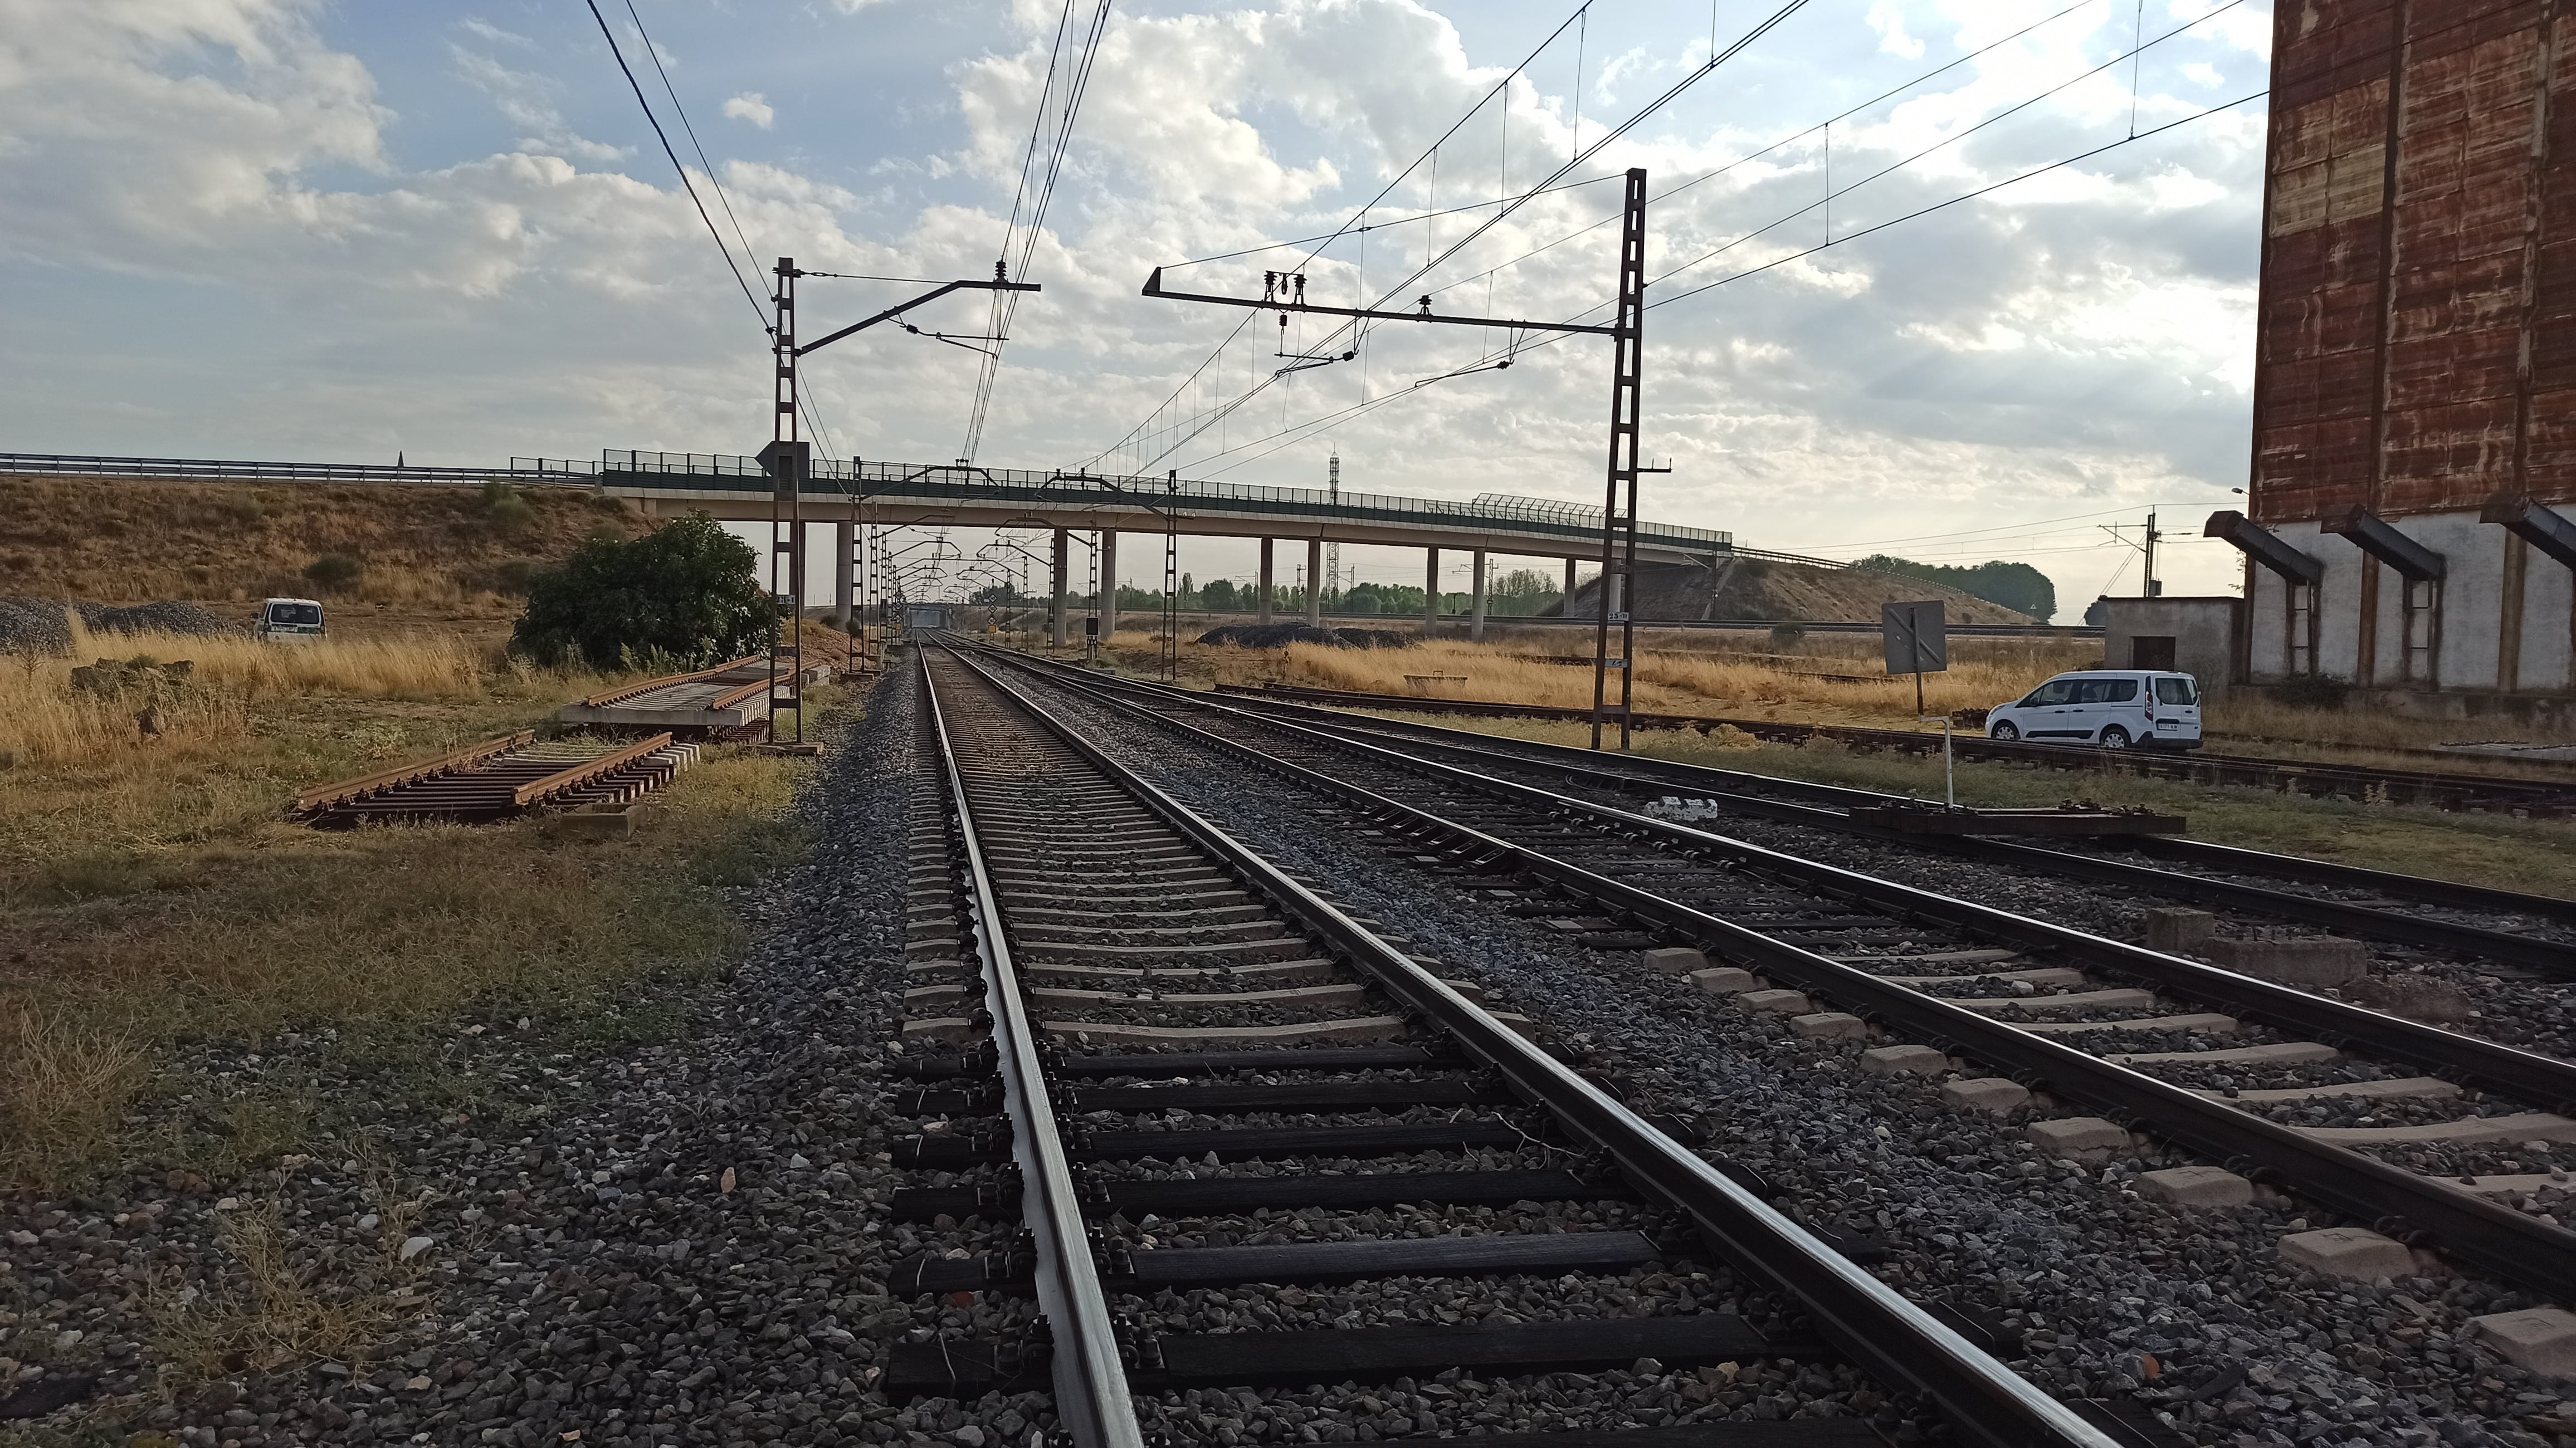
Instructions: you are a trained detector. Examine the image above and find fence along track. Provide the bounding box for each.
[1219,683,2576,818]
[902,647,2121,1448]
[979,650,2576,1305]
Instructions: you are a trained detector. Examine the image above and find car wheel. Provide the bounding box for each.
[2099,726,2131,750]
[1989,721,2019,741]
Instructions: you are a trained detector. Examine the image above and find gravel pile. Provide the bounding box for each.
[1005,668,2566,1448]
[0,597,241,654]
[0,667,1060,1448]
[0,596,75,653]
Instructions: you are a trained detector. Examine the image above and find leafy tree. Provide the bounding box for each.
[1488,568,1562,617]
[510,512,767,668]
[303,552,365,594]
[1202,579,1238,610]
[1855,555,2056,623]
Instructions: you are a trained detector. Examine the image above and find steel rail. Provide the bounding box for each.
[1040,659,2576,1105]
[510,733,675,809]
[579,655,764,709]
[975,650,2576,1303]
[1198,686,2576,942]
[920,655,1144,1448]
[935,648,2122,1448]
[291,731,533,814]
[1218,682,2576,813]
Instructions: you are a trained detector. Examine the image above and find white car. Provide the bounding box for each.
[1986,670,2202,751]
[255,596,326,642]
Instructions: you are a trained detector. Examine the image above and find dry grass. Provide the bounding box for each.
[147,1192,425,1388]
[0,474,645,609]
[1082,632,2097,729]
[0,637,829,1190]
[1359,710,2576,901]
[0,1003,152,1189]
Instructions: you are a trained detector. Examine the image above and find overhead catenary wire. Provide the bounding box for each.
[590,1,850,462]
[1094,0,1816,475]
[583,0,769,335]
[1085,0,1607,472]
[1161,84,2264,482]
[964,0,1118,463]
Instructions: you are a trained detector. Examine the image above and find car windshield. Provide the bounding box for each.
[2023,680,2076,706]
[2155,676,2199,705]
[268,604,322,627]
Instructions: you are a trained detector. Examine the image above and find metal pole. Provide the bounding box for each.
[1591,169,1647,751]
[770,256,807,743]
[1051,528,1070,648]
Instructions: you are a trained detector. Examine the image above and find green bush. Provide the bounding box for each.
[482,480,536,533]
[509,513,765,668]
[303,553,364,593]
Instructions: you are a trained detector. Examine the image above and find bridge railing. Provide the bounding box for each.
[600,450,1735,554]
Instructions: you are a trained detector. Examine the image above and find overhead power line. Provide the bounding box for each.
[963,0,1117,463]
[584,0,768,334]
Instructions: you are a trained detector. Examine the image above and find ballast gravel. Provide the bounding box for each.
[0,666,1057,1448]
[1003,667,2576,1448]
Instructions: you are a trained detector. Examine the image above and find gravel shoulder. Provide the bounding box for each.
[1,664,1053,1448]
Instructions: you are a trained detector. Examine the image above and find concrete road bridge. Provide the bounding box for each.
[2,448,1749,643]
[595,450,1735,643]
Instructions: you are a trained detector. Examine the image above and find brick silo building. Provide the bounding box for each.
[2210,0,2576,718]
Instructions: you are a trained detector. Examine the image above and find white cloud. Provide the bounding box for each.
[1866,2,1926,60]
[0,0,2277,613]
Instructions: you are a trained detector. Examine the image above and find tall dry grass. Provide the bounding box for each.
[1250,637,2091,725]
[0,620,489,769]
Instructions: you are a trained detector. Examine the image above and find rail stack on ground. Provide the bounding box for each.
[294,732,697,826]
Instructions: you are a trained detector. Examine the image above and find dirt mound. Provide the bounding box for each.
[1198,623,1413,649]
[0,474,647,614]
[1561,557,2032,625]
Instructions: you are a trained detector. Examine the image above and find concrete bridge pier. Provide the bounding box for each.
[1051,528,1070,647]
[1100,530,1119,638]
[1424,547,1441,635]
[1306,538,1324,626]
[1257,539,1275,624]
[1564,557,1578,603]
[1470,550,1489,643]
[834,518,855,629]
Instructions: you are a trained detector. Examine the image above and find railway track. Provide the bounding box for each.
[292,731,697,825]
[899,648,2129,1448]
[1196,685,2576,978]
[966,647,2576,1310]
[1218,682,2576,819]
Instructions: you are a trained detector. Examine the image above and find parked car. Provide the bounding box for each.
[255,596,326,642]
[1985,670,2201,750]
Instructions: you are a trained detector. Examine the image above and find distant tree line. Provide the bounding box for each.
[1855,555,2056,623]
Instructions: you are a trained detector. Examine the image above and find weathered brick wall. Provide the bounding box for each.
[2251,0,2576,522]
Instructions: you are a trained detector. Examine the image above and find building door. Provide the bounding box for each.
[2130,635,2177,671]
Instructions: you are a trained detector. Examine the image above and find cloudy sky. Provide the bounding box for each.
[0,0,2272,614]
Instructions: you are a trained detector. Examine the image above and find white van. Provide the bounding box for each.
[255,597,326,642]
[1986,670,2202,750]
